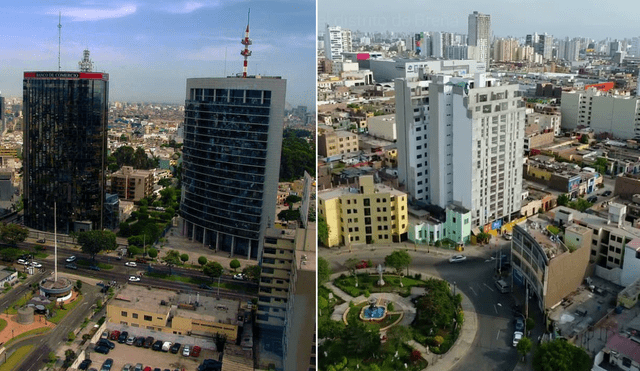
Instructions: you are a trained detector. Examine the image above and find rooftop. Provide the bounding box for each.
[318,182,405,201]
[516,214,569,258]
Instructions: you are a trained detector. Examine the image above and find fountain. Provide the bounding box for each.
[361,297,387,321]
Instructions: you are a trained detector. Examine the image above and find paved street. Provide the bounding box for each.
[322,241,523,371]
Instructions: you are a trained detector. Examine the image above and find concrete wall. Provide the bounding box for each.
[615,175,640,200]
[595,264,622,286]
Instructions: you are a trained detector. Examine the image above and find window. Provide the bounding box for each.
[121,311,128,317]
[132,313,138,319]
[144,315,152,321]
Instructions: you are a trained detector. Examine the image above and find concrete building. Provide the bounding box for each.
[107,285,245,342]
[561,88,640,139]
[257,226,316,371]
[180,76,286,260]
[317,130,359,158]
[468,11,491,66]
[593,333,640,371]
[395,73,525,229]
[493,38,519,62]
[324,25,351,62]
[511,213,592,312]
[318,175,408,247]
[407,203,472,245]
[523,125,555,154]
[526,109,561,135]
[366,114,396,141]
[110,166,154,202]
[369,59,485,84]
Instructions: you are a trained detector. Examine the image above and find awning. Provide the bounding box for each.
[472,227,481,235]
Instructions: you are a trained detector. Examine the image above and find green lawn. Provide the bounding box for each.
[7,292,34,314]
[320,340,427,371]
[4,327,51,348]
[76,260,113,270]
[0,318,7,332]
[334,274,425,297]
[49,294,83,324]
[145,272,257,294]
[34,252,48,259]
[0,345,34,371]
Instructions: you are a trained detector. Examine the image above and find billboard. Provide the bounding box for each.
[492,219,503,230]
[415,33,422,55]
[585,82,614,92]
[356,53,370,60]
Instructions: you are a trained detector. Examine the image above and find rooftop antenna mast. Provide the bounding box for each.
[240,9,252,78]
[58,12,62,71]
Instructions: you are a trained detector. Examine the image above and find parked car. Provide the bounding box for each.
[101,358,114,371]
[125,261,137,267]
[65,263,78,270]
[512,331,523,347]
[449,255,466,263]
[122,364,133,371]
[118,331,129,343]
[30,261,42,268]
[133,364,144,371]
[143,336,154,348]
[233,273,245,280]
[100,331,109,339]
[503,232,512,240]
[135,337,145,347]
[587,195,598,203]
[37,238,46,243]
[143,368,151,371]
[162,341,172,352]
[153,369,161,371]
[79,359,93,370]
[199,284,213,290]
[98,339,115,349]
[129,276,141,282]
[182,345,191,357]
[17,259,28,265]
[191,346,201,357]
[66,256,77,263]
[126,335,135,345]
[152,340,164,351]
[109,330,120,341]
[514,317,525,332]
[89,265,101,271]
[94,345,110,354]
[602,190,612,197]
[170,342,182,354]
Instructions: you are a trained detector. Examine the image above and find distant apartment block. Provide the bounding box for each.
[511,213,592,312]
[369,59,486,84]
[526,109,561,135]
[318,130,359,158]
[110,166,154,202]
[396,73,525,229]
[561,88,640,139]
[468,11,491,66]
[324,25,352,63]
[318,175,408,247]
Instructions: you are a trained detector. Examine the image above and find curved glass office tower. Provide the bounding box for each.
[181,77,286,259]
[23,71,109,233]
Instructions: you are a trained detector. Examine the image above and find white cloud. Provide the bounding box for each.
[48,4,137,22]
[161,1,207,14]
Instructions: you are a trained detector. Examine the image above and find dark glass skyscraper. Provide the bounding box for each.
[23,71,109,233]
[181,77,286,260]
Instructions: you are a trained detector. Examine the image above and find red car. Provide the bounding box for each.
[356,260,369,269]
[191,345,201,357]
[143,367,152,371]
[109,330,121,341]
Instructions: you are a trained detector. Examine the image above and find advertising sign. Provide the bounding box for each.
[492,219,503,230]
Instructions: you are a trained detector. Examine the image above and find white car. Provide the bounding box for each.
[513,331,523,347]
[17,259,28,265]
[124,261,137,267]
[65,256,76,263]
[233,273,245,280]
[182,345,191,357]
[449,255,467,263]
[128,276,140,282]
[30,261,42,268]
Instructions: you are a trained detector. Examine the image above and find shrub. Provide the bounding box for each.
[457,311,465,325]
[387,302,395,311]
[349,301,354,308]
[414,273,422,280]
[430,346,440,354]
[433,335,444,346]
[364,290,370,298]
[339,273,347,279]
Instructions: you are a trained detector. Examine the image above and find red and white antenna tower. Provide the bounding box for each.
[240,9,252,78]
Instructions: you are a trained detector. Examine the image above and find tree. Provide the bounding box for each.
[242,265,261,281]
[180,254,189,264]
[579,135,589,144]
[0,248,21,262]
[78,230,117,261]
[163,250,181,275]
[517,337,532,361]
[532,338,592,371]
[526,317,536,334]
[318,317,345,339]
[557,194,570,206]
[568,198,592,212]
[0,224,29,245]
[285,195,302,204]
[76,280,83,290]
[279,130,315,181]
[198,256,208,266]
[318,215,329,247]
[203,261,224,280]
[594,157,608,174]
[342,320,381,358]
[344,258,359,275]
[385,325,411,352]
[229,259,241,272]
[384,250,412,275]
[127,246,141,257]
[147,248,158,259]
[318,257,332,285]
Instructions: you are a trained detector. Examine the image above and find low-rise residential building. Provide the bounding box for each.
[0,268,18,286]
[519,186,557,218]
[593,333,640,371]
[110,166,155,202]
[407,204,472,245]
[318,130,359,158]
[366,114,396,141]
[107,285,243,342]
[523,124,555,154]
[318,175,408,247]
[511,213,592,312]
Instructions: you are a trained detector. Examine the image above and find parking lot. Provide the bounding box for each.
[86,341,218,370]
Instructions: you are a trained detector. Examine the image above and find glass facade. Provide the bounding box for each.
[181,78,286,259]
[23,72,109,233]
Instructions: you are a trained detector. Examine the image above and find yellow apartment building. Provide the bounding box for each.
[318,130,359,158]
[110,166,155,202]
[318,175,408,247]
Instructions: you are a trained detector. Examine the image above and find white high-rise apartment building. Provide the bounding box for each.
[396,73,525,227]
[468,11,491,67]
[324,25,352,62]
[432,31,444,58]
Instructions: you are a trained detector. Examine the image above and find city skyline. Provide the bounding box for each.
[0,1,315,108]
[318,0,639,40]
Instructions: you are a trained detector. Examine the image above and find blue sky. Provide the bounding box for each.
[319,0,639,40]
[0,0,316,108]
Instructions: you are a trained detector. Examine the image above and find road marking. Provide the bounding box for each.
[483,283,494,292]
[497,329,501,340]
[494,304,498,314]
[469,286,477,296]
